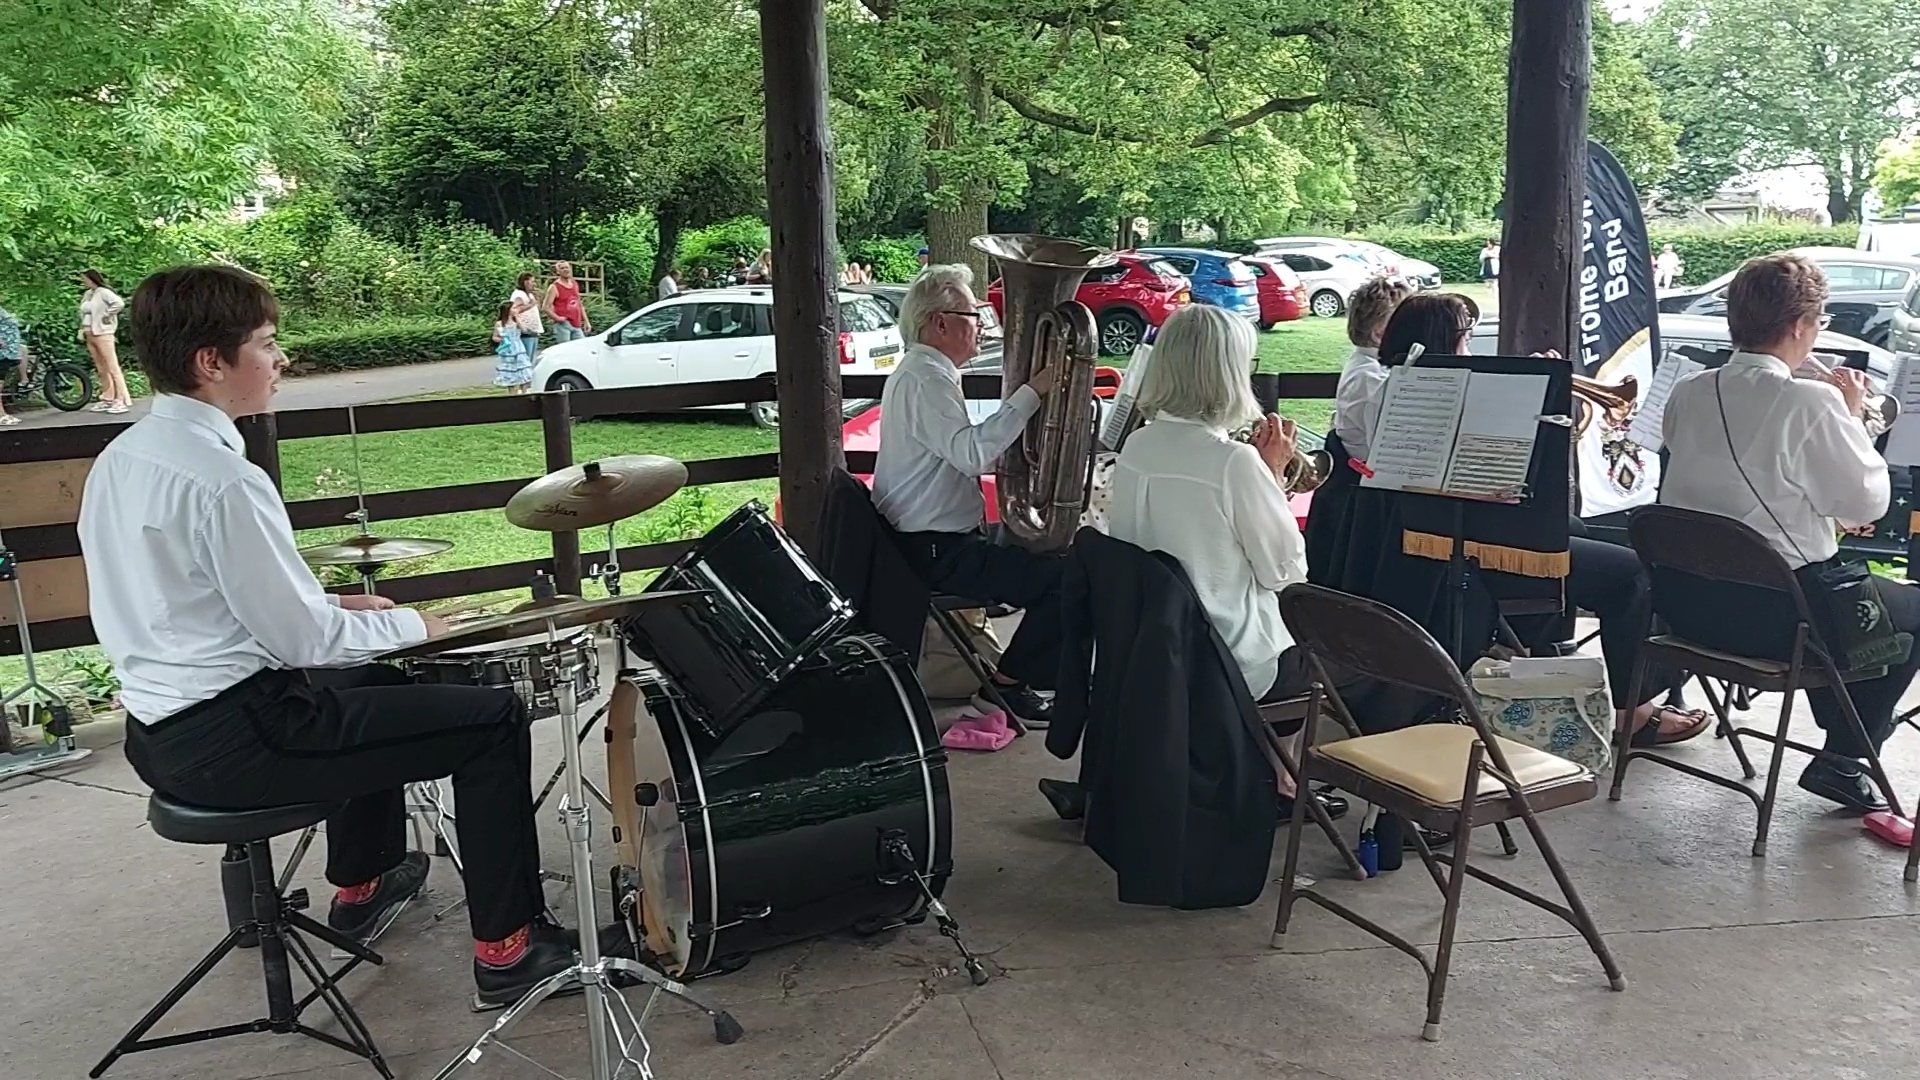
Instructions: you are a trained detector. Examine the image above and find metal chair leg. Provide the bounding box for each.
[933,604,1027,736]
[1423,742,1483,1043]
[1752,665,1801,859]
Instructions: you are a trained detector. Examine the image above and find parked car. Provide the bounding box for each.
[1254,237,1443,291]
[530,286,902,428]
[1880,272,1920,355]
[1657,247,1920,348]
[1859,221,1920,259]
[986,251,1191,356]
[847,283,1003,346]
[1134,247,1262,324]
[1240,256,1309,329]
[1262,249,1379,318]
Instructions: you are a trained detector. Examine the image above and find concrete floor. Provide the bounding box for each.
[4,676,1920,1080]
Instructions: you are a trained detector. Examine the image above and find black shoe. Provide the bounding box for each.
[1405,828,1453,851]
[1797,759,1888,813]
[473,918,580,1009]
[1277,789,1349,821]
[327,851,429,941]
[976,683,1051,728]
[1038,778,1086,821]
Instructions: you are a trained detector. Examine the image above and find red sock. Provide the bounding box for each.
[475,924,531,967]
[336,878,380,905]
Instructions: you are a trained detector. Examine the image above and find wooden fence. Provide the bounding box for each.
[0,371,1340,656]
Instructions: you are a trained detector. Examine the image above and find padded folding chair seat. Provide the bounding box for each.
[1317,726,1592,822]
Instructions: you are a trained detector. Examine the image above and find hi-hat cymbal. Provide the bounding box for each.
[379,591,704,660]
[511,593,584,612]
[505,455,688,532]
[300,535,453,568]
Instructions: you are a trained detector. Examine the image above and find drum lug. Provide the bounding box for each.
[696,903,773,937]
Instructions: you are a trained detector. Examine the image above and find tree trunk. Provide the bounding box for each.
[1825,166,1855,224]
[924,46,992,281]
[653,201,684,287]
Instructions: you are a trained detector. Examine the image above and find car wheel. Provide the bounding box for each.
[1310,290,1345,318]
[749,400,780,430]
[547,372,592,394]
[1258,320,1276,333]
[1098,310,1146,356]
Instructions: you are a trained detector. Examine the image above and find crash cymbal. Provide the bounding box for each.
[378,591,704,660]
[300,535,453,568]
[505,456,688,532]
[511,593,584,613]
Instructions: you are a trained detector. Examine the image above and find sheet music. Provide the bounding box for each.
[1441,373,1549,501]
[1627,354,1706,452]
[1361,366,1469,492]
[1881,353,1920,466]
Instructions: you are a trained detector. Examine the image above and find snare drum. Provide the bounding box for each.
[404,625,600,718]
[626,501,853,735]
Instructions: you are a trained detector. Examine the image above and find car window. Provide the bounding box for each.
[839,295,894,333]
[614,307,685,346]
[1158,255,1199,276]
[1879,268,1913,292]
[1086,265,1127,284]
[1144,259,1184,279]
[1245,262,1269,279]
[1905,280,1920,317]
[1823,263,1882,292]
[687,302,756,341]
[1224,259,1254,284]
[1282,254,1331,273]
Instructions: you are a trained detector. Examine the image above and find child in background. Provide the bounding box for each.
[492,302,532,394]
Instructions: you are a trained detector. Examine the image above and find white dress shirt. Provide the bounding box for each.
[1331,347,1387,461]
[871,344,1041,534]
[1107,414,1305,696]
[78,394,428,723]
[1660,350,1888,568]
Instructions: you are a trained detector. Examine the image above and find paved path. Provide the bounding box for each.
[5,355,494,428]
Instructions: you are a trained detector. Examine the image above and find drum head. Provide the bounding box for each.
[631,687,695,973]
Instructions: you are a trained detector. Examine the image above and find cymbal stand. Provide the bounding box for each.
[0,528,93,783]
[532,522,631,818]
[432,617,742,1080]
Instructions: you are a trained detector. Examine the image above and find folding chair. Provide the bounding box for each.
[1248,693,1369,882]
[1272,583,1625,1041]
[929,594,1027,735]
[1611,506,1916,881]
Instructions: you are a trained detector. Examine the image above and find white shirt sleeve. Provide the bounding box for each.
[1223,444,1307,592]
[200,472,427,669]
[900,366,1042,476]
[1793,384,1890,528]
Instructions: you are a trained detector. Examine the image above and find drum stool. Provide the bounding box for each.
[91,794,392,1079]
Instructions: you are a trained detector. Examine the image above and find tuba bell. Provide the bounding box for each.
[970,234,1116,552]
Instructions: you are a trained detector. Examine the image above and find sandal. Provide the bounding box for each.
[0,414,18,426]
[1630,705,1711,748]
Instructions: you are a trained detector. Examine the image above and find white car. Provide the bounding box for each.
[1257,247,1382,318]
[1253,237,1443,291]
[531,287,903,427]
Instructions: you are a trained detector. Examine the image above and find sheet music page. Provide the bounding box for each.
[1360,366,1470,492]
[1882,353,1920,466]
[1627,354,1706,452]
[1440,372,1550,501]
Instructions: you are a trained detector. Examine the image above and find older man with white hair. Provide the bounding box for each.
[872,263,1063,724]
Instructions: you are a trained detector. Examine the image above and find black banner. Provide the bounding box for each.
[1575,140,1663,517]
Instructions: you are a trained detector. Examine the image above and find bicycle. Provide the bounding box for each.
[1,351,96,412]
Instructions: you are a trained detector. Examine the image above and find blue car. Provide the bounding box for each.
[1136,247,1261,323]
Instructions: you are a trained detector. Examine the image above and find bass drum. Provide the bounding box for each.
[619,634,952,978]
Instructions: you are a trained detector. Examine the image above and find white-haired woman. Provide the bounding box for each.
[1105,304,1422,820]
[871,263,1062,724]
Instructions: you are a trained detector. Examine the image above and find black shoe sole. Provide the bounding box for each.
[1797,771,1887,814]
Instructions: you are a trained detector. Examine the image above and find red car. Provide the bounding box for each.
[1240,256,1309,329]
[986,251,1191,356]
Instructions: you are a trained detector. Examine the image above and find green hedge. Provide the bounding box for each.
[280,317,490,373]
[1351,224,1862,287]
[847,237,924,283]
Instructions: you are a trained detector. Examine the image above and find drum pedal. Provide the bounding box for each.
[877,831,990,987]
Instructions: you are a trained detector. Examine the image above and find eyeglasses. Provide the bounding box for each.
[939,310,982,321]
[1817,313,1833,330]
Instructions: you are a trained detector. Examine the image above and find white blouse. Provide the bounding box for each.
[1331,347,1387,461]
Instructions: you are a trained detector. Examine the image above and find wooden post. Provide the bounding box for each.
[540,390,582,594]
[760,0,843,558]
[1498,0,1591,360]
[238,413,282,493]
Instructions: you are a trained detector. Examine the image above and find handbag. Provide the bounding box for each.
[1713,372,1908,673]
[1467,656,1613,772]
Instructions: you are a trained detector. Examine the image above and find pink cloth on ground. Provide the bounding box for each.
[941,709,1015,752]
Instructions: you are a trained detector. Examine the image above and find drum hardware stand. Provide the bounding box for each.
[876,830,989,986]
[0,530,93,784]
[532,524,631,818]
[433,617,743,1080]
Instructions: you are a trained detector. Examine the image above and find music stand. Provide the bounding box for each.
[1367,354,1574,667]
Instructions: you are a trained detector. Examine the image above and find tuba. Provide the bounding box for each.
[970,234,1116,552]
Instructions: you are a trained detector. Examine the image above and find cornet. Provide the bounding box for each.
[1228,420,1333,494]
[1801,353,1900,439]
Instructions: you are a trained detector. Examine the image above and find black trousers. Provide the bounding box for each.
[1654,569,1920,759]
[123,665,543,942]
[1260,646,1434,736]
[897,529,1066,690]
